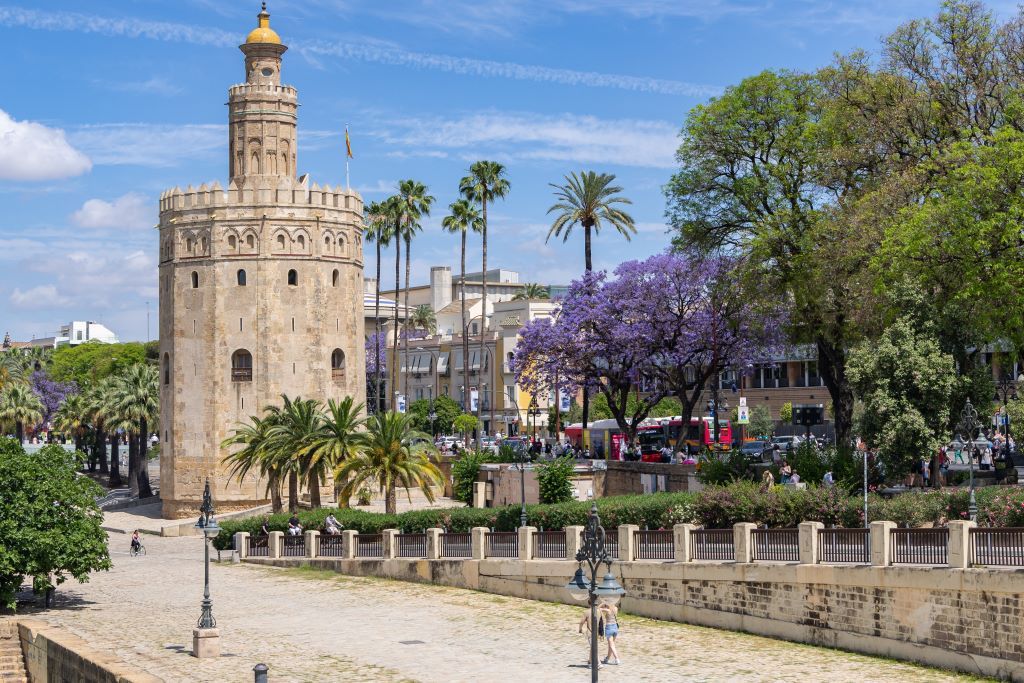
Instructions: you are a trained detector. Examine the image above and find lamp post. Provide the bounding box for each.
[994,372,1020,460]
[565,504,625,681]
[956,400,980,522]
[192,478,220,658]
[505,392,528,529]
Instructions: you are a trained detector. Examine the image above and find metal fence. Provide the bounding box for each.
[692,529,735,561]
[604,534,620,560]
[818,528,870,564]
[357,533,384,558]
[440,532,472,558]
[282,534,305,557]
[318,534,345,557]
[970,527,1024,566]
[634,529,674,560]
[752,528,800,562]
[486,531,519,559]
[533,531,567,559]
[246,535,269,557]
[396,533,427,558]
[891,528,948,565]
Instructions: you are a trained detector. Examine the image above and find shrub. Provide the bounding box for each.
[356,488,372,506]
[450,451,485,504]
[536,456,575,504]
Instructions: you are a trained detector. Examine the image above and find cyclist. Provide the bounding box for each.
[130,530,142,555]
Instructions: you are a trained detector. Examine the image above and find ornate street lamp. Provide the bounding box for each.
[565,504,625,681]
[994,372,1020,459]
[195,478,220,630]
[956,400,980,522]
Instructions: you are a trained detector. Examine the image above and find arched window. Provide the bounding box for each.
[246,234,256,249]
[287,269,298,286]
[297,234,305,250]
[186,238,194,253]
[237,269,247,286]
[201,236,208,253]
[228,235,237,250]
[231,349,253,382]
[162,353,170,386]
[332,269,339,287]
[251,150,261,174]
[331,348,346,381]
[276,234,286,251]
[324,235,331,250]
[191,271,199,288]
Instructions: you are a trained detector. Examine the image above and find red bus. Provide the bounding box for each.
[637,416,732,460]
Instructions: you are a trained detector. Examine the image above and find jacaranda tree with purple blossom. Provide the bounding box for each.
[512,251,784,446]
[365,332,387,413]
[30,371,77,427]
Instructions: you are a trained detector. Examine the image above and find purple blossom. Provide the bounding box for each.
[30,371,77,425]
[365,332,386,376]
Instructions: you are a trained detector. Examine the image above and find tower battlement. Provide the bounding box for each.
[228,83,298,99]
[159,177,363,215]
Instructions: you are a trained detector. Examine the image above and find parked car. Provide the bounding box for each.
[739,441,772,462]
[770,436,803,453]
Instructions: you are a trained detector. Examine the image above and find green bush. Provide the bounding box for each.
[450,451,485,504]
[537,456,575,504]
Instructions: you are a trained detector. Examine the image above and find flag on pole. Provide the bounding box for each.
[345,126,353,159]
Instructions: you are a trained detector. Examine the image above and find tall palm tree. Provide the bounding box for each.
[222,412,284,513]
[513,283,550,300]
[365,200,394,414]
[0,352,27,390]
[112,363,158,498]
[265,395,323,509]
[302,396,366,507]
[23,346,52,373]
[386,194,405,412]
[547,170,635,430]
[442,197,483,438]
[334,411,443,515]
[83,381,109,475]
[405,305,437,337]
[90,377,125,487]
[396,179,435,408]
[460,161,510,430]
[54,392,88,454]
[0,382,43,444]
[546,170,636,273]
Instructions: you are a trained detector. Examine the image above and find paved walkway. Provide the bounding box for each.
[19,536,981,683]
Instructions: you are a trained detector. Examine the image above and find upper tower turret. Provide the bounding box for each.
[229,3,297,182]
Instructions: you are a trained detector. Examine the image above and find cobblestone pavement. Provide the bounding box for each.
[22,535,983,683]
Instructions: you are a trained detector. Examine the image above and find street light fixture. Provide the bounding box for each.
[195,478,219,629]
[505,392,528,529]
[994,372,1020,460]
[565,503,625,681]
[956,399,980,522]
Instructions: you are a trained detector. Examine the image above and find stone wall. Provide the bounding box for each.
[246,552,1024,680]
[603,460,701,496]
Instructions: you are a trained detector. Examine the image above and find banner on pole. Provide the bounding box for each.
[736,405,750,424]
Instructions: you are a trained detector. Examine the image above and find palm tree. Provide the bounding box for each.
[546,170,636,273]
[386,194,404,412]
[112,364,158,498]
[54,392,88,454]
[301,396,366,507]
[334,411,443,515]
[0,382,43,444]
[89,377,126,487]
[396,179,435,407]
[83,381,109,475]
[460,161,510,430]
[365,200,394,414]
[23,346,52,373]
[547,171,635,430]
[442,197,483,438]
[0,352,27,390]
[265,395,323,510]
[222,413,284,513]
[405,305,437,337]
[513,283,550,300]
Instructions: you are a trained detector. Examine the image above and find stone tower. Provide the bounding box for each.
[158,4,365,518]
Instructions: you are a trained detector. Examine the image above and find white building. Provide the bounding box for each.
[56,321,119,346]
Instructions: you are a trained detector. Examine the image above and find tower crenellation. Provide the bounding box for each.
[157,4,365,519]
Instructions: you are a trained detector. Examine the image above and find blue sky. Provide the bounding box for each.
[0,0,1002,342]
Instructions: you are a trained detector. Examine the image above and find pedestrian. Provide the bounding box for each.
[260,519,270,536]
[287,514,303,536]
[822,470,833,487]
[324,513,342,535]
[789,470,801,484]
[920,457,930,488]
[761,469,774,490]
[780,461,792,484]
[599,602,621,666]
[981,447,993,471]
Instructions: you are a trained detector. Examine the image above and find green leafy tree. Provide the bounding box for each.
[48,342,147,386]
[111,364,157,499]
[453,412,478,439]
[451,450,485,504]
[748,405,774,440]
[513,283,550,300]
[779,402,793,424]
[334,411,443,514]
[407,395,461,435]
[301,397,365,508]
[0,439,111,610]
[53,392,89,454]
[847,318,958,478]
[0,382,43,444]
[536,455,576,504]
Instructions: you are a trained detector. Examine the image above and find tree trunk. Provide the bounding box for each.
[127,433,140,497]
[582,224,592,431]
[461,229,470,446]
[15,421,23,445]
[403,232,411,408]
[817,336,854,455]
[96,424,108,474]
[270,474,283,514]
[392,234,401,411]
[374,237,383,414]
[309,471,322,509]
[136,417,153,498]
[386,481,397,515]
[288,470,298,512]
[478,197,488,433]
[108,432,122,488]
[74,432,83,456]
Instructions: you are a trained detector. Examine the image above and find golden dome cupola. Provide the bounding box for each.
[245,2,282,45]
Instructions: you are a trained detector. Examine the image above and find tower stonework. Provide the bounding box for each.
[158,5,365,518]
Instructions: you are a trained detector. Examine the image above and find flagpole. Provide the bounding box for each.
[345,123,351,190]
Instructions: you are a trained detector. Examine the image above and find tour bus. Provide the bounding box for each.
[637,416,733,459]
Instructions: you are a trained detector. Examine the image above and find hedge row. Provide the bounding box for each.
[211,483,1024,550]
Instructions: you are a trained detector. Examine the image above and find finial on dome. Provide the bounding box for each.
[246,2,281,44]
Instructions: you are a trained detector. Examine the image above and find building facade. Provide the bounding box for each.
[158,6,365,518]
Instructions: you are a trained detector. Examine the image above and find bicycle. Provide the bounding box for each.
[130,541,147,557]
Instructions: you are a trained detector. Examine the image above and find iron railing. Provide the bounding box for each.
[752,528,800,562]
[246,535,269,557]
[357,533,384,558]
[318,534,345,557]
[533,531,567,559]
[970,527,1024,567]
[486,531,519,558]
[231,368,253,382]
[891,528,948,565]
[634,529,674,560]
[396,533,428,558]
[282,534,305,557]
[604,534,620,560]
[440,532,472,558]
[818,528,870,564]
[692,529,735,561]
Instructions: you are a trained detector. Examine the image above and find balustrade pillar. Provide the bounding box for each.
[947,520,976,569]
[733,523,756,563]
[564,525,584,560]
[268,531,284,559]
[518,526,537,560]
[304,530,319,559]
[618,525,639,562]
[870,521,896,566]
[426,528,443,560]
[234,532,250,559]
[471,527,489,560]
[798,522,823,565]
[382,529,399,559]
[341,530,357,559]
[673,524,696,562]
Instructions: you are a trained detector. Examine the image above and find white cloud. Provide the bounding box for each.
[354,179,399,195]
[71,193,152,230]
[105,76,183,96]
[0,109,92,181]
[373,111,679,168]
[68,123,224,167]
[10,285,70,309]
